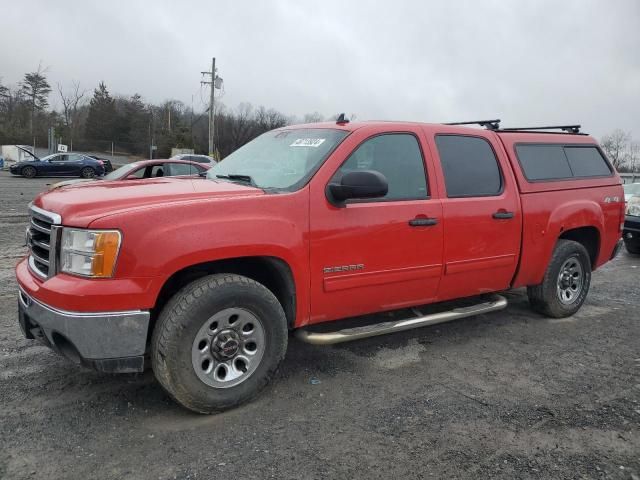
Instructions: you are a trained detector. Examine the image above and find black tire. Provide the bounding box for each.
[21,165,36,178]
[151,274,288,414]
[624,239,640,255]
[527,239,592,318]
[80,167,96,179]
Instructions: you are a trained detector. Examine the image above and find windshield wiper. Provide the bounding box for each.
[215,174,257,187]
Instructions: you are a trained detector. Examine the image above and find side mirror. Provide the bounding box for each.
[327,170,388,205]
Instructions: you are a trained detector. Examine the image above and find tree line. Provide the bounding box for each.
[0,67,330,159]
[1,66,638,168]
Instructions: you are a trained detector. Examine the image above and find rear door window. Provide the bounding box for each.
[167,163,193,176]
[435,135,502,197]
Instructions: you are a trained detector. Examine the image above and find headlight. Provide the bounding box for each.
[60,228,121,277]
[626,196,640,217]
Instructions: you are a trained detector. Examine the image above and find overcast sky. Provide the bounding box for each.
[2,0,639,138]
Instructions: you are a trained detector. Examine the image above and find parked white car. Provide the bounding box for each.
[623,182,640,202]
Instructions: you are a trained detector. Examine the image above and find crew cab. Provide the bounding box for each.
[16,118,624,413]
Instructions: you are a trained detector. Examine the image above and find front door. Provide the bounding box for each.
[309,130,444,324]
[428,131,522,301]
[47,154,73,176]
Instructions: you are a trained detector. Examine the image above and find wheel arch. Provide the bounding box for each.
[151,255,297,334]
[558,226,600,268]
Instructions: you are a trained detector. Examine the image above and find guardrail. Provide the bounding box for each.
[621,173,640,184]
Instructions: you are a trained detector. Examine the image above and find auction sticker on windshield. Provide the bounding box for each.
[290,138,326,147]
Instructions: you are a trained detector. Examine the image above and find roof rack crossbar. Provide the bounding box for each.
[444,119,501,130]
[500,125,581,134]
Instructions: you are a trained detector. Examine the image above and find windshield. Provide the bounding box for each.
[104,162,140,180]
[207,128,349,190]
[38,154,58,162]
[623,183,640,196]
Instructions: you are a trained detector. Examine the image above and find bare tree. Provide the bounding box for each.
[303,112,324,123]
[230,103,256,149]
[601,129,631,169]
[58,81,87,147]
[0,78,8,99]
[628,141,640,172]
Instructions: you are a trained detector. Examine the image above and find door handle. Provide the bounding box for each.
[492,211,514,220]
[409,217,438,227]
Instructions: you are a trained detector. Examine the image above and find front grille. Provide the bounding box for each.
[27,206,61,279]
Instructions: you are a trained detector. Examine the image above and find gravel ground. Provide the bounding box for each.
[0,171,638,480]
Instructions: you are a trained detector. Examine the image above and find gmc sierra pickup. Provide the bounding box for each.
[16,118,624,413]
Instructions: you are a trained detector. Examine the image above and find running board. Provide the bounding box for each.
[295,294,508,345]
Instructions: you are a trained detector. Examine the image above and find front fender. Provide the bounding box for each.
[88,192,310,315]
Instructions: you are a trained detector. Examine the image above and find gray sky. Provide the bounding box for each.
[2,0,639,138]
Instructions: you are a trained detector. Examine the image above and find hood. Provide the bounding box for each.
[34,177,264,226]
[49,178,96,190]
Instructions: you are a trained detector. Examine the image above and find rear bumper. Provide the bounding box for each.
[18,287,149,373]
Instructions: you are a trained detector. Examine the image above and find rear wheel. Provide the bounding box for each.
[80,167,96,178]
[151,274,288,413]
[624,239,640,255]
[527,240,591,318]
[21,166,36,178]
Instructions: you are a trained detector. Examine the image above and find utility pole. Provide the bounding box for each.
[201,57,223,158]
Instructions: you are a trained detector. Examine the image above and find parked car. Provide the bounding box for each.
[9,151,105,178]
[623,182,640,202]
[16,118,624,413]
[49,159,210,190]
[170,153,217,165]
[623,194,640,254]
[87,155,114,173]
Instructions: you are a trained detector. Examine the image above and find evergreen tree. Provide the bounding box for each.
[126,94,149,153]
[85,81,116,142]
[20,67,51,135]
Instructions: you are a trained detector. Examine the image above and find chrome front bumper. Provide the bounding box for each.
[18,287,150,372]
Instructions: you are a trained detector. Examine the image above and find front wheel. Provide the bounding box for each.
[21,166,36,178]
[151,274,288,413]
[80,167,96,178]
[527,240,591,318]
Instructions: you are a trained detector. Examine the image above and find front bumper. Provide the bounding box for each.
[18,287,150,373]
[623,214,640,240]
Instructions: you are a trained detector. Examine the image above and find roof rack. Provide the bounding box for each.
[444,119,501,130]
[499,125,582,134]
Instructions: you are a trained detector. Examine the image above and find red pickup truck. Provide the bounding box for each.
[16,118,624,413]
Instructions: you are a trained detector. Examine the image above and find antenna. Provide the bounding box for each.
[336,113,349,124]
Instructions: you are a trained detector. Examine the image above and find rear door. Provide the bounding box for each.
[309,128,444,324]
[427,130,522,301]
[67,154,88,175]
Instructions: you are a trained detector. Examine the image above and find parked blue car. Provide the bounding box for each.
[9,152,105,178]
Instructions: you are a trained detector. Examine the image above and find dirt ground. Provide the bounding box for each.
[0,171,638,480]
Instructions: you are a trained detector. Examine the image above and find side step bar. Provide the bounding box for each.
[295,294,508,345]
